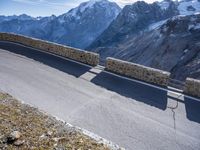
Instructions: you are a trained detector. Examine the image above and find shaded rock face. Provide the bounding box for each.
[0,0,121,49]
[187,5,196,11]
[88,0,200,81]
[91,14,200,81]
[88,0,179,49]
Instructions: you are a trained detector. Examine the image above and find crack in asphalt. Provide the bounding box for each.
[167,95,181,130]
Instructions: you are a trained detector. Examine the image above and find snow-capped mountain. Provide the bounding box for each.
[89,14,200,80]
[178,0,200,15]
[88,0,200,80]
[158,0,200,15]
[59,0,120,22]
[88,0,200,53]
[54,0,121,48]
[88,0,179,50]
[148,0,200,29]
[0,0,121,48]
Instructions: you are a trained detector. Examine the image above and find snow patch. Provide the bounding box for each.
[59,0,113,21]
[148,19,168,30]
[80,0,101,13]
[158,1,170,10]
[180,55,185,60]
[184,49,189,53]
[178,0,200,15]
[188,23,200,30]
[194,23,200,29]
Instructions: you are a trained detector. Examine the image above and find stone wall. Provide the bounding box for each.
[106,57,171,87]
[0,33,99,66]
[184,78,200,98]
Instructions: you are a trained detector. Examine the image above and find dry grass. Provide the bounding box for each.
[0,93,111,150]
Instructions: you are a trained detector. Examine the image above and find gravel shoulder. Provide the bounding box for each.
[0,92,116,150]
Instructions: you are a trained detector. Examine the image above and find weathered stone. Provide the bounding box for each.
[184,78,200,98]
[47,131,53,136]
[106,57,170,87]
[39,134,48,141]
[13,140,25,146]
[7,131,21,143]
[53,137,66,142]
[0,33,99,66]
[54,146,65,150]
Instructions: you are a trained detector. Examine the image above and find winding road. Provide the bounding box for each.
[0,41,200,150]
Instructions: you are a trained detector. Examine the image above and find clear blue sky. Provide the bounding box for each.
[0,0,157,17]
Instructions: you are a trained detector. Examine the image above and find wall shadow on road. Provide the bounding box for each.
[0,41,90,77]
[185,96,200,124]
[91,72,168,110]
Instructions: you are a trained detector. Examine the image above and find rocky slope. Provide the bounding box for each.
[0,92,121,150]
[89,0,200,50]
[88,0,179,50]
[0,0,121,48]
[91,14,200,80]
[88,0,200,80]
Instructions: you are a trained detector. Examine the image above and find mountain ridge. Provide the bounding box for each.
[86,0,200,80]
[0,0,121,48]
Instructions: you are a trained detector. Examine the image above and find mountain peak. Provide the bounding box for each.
[88,0,108,3]
[60,0,120,21]
[76,0,110,14]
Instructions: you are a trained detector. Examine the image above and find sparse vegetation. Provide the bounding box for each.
[0,93,111,150]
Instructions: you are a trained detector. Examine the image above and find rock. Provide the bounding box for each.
[7,131,21,143]
[39,131,53,141]
[54,146,65,150]
[39,134,47,141]
[53,137,66,142]
[47,131,53,136]
[13,140,25,146]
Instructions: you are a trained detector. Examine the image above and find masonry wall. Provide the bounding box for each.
[184,78,200,98]
[0,33,172,87]
[106,57,171,87]
[0,33,99,66]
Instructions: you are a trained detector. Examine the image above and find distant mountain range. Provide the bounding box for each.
[0,0,200,80]
[0,0,121,48]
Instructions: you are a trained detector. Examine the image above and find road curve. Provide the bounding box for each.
[0,41,200,150]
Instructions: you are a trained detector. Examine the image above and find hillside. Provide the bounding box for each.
[0,93,114,150]
[88,0,200,80]
[89,14,200,80]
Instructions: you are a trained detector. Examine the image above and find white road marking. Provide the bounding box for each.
[80,66,103,81]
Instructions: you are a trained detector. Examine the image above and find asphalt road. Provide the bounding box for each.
[0,41,200,150]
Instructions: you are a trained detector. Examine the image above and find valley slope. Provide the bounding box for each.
[88,0,200,80]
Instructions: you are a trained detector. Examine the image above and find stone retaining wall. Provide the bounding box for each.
[0,33,99,66]
[184,78,200,98]
[106,57,170,87]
